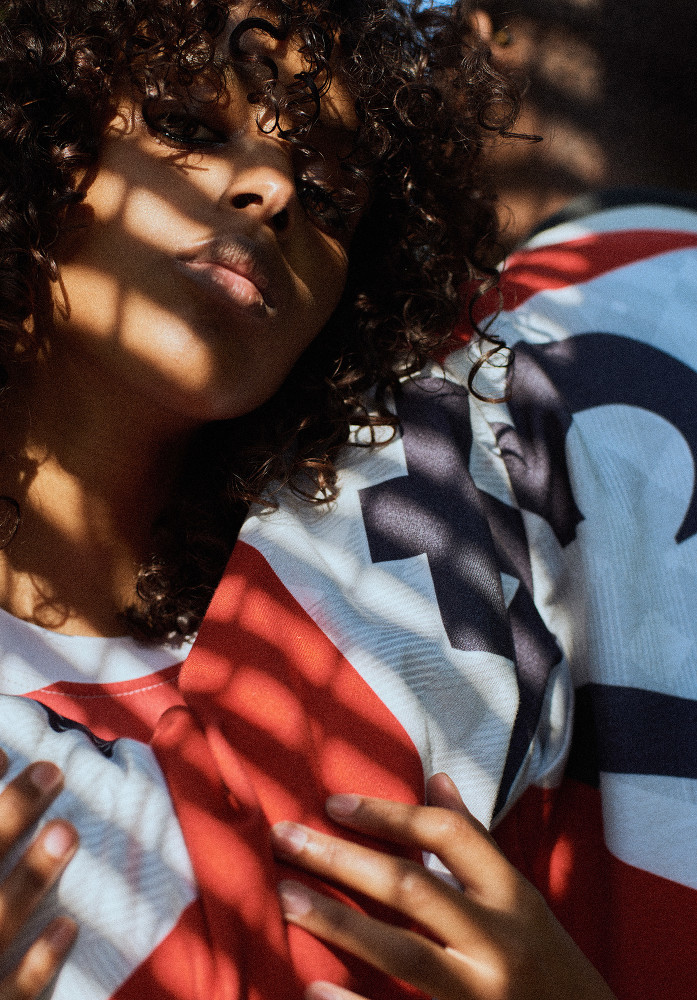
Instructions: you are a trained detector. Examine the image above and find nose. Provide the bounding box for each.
[220,131,297,235]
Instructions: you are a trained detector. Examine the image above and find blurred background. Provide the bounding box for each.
[460,0,697,254]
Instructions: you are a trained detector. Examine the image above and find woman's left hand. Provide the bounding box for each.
[271,773,615,1000]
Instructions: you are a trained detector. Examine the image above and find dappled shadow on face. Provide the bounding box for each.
[0,57,353,637]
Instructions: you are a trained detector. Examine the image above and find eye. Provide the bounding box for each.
[143,102,226,147]
[295,178,347,235]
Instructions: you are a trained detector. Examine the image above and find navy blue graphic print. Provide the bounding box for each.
[567,684,697,787]
[359,377,514,660]
[41,703,117,758]
[480,492,563,812]
[502,332,697,790]
[500,333,697,545]
[359,377,563,810]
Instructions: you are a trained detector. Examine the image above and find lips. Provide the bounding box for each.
[176,237,277,316]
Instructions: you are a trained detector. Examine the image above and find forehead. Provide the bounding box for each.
[212,2,358,129]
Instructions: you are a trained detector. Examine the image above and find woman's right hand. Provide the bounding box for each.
[273,774,616,1000]
[0,747,78,1000]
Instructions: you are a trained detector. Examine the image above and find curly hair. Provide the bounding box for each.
[0,0,519,640]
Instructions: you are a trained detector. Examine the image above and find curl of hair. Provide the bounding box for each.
[0,0,520,640]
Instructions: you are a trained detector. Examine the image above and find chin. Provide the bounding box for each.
[162,379,278,427]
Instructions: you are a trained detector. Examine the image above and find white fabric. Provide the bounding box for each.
[0,605,192,691]
[0,695,196,1000]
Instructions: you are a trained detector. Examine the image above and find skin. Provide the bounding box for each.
[474,5,697,255]
[271,774,617,1000]
[0,8,356,637]
[0,749,78,1000]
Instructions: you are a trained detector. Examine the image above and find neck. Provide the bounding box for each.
[0,347,196,637]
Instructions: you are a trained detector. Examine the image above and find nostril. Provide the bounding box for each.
[230,194,289,231]
[231,192,262,209]
[271,208,289,233]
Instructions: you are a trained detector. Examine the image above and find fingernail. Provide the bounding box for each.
[41,823,77,860]
[427,772,467,810]
[29,761,63,795]
[44,916,78,952]
[306,983,350,1000]
[278,880,313,918]
[325,794,360,819]
[272,821,309,855]
[437,772,460,792]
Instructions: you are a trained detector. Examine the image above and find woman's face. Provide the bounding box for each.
[50,12,358,429]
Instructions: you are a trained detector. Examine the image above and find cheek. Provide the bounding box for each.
[49,128,352,423]
[301,230,350,324]
[49,253,335,426]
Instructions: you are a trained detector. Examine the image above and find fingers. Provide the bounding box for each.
[274,781,620,1000]
[425,772,469,813]
[323,786,510,903]
[0,821,78,953]
[279,880,472,1000]
[0,756,79,997]
[272,818,488,957]
[0,763,65,860]
[0,917,78,1000]
[305,983,366,1000]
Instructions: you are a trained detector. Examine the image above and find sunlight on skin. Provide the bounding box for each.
[269,779,617,1000]
[542,120,606,184]
[558,0,602,9]
[56,266,227,405]
[51,267,122,336]
[49,3,358,429]
[52,101,351,426]
[0,6,363,636]
[536,30,602,103]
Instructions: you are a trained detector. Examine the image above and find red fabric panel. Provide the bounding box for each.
[495,779,697,1000]
[22,664,184,743]
[21,540,430,999]
[157,539,428,1000]
[110,900,216,1000]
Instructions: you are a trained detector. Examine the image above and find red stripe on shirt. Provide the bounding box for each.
[163,539,428,1000]
[22,663,184,743]
[450,230,697,348]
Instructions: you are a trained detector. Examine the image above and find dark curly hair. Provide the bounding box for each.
[0,0,519,640]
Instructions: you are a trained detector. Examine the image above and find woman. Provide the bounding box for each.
[0,1,614,998]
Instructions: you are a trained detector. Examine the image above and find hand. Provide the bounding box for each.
[271,773,616,1000]
[0,747,78,1000]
